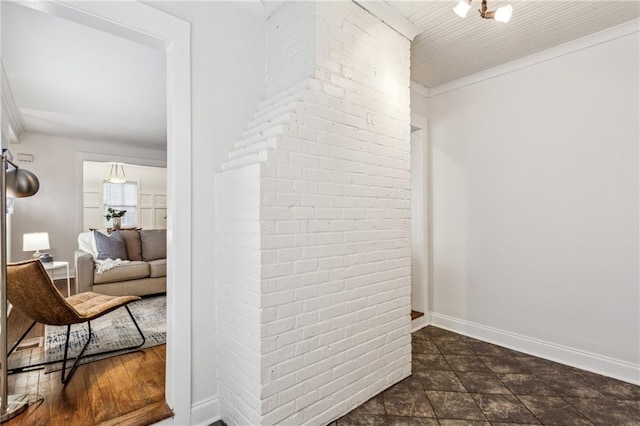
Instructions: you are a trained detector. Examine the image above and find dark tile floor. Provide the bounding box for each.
[332,326,640,426]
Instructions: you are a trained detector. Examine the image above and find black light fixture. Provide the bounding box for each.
[0,154,40,421]
[454,0,513,22]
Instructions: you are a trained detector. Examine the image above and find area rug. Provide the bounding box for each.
[44,295,166,373]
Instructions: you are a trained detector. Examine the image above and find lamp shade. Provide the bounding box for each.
[6,168,39,198]
[23,233,50,252]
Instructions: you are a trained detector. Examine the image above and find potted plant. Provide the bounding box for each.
[104,207,126,230]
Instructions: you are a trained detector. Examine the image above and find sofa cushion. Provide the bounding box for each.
[148,259,166,278]
[140,229,166,261]
[94,230,128,261]
[94,261,150,284]
[120,230,143,261]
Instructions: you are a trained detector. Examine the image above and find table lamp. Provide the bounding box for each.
[23,232,50,259]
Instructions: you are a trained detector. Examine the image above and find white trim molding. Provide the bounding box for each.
[410,80,429,99]
[354,0,421,41]
[411,314,430,334]
[1,62,26,143]
[191,396,220,426]
[429,18,640,98]
[431,313,640,385]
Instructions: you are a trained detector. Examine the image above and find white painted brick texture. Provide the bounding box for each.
[266,2,317,97]
[216,165,263,426]
[217,1,411,424]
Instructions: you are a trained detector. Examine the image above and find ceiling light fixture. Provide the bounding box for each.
[453,0,472,18]
[453,0,513,23]
[106,163,127,183]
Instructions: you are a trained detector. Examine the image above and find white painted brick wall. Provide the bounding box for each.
[266,2,317,97]
[216,1,411,424]
[215,164,263,425]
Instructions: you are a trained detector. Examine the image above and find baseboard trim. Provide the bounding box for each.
[191,396,220,426]
[430,313,640,385]
[411,312,431,333]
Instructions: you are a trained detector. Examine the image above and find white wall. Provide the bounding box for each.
[9,132,166,270]
[427,29,639,381]
[145,1,266,419]
[82,161,167,230]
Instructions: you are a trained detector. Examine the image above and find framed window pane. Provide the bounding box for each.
[104,181,138,227]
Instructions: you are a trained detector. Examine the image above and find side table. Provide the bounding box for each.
[42,260,72,296]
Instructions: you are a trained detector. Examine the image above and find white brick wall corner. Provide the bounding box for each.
[216,1,412,424]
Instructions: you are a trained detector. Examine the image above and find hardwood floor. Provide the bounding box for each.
[4,279,172,425]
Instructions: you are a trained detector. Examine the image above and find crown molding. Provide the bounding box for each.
[1,62,25,143]
[429,18,640,98]
[354,0,422,41]
[410,80,429,99]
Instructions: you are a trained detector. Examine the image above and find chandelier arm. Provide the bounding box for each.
[480,0,488,18]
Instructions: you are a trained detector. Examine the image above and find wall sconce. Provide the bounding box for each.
[454,0,513,22]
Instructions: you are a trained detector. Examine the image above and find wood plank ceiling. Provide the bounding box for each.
[386,1,640,87]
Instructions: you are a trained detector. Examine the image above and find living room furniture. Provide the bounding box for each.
[43,261,71,296]
[6,259,145,384]
[75,229,166,297]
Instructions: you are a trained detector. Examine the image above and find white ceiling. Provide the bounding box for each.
[1,1,638,146]
[387,0,640,88]
[1,2,166,148]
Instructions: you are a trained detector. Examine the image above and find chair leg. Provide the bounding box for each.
[7,321,38,357]
[126,305,146,349]
[61,321,92,384]
[59,304,145,385]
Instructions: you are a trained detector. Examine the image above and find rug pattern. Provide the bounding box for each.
[44,295,166,371]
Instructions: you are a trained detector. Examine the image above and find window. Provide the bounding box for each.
[103,181,138,227]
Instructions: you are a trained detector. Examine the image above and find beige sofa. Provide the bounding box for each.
[75,229,166,297]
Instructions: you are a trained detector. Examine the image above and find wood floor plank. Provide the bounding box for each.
[152,344,166,363]
[84,359,109,424]
[114,350,155,406]
[97,400,173,426]
[60,364,94,425]
[89,359,126,423]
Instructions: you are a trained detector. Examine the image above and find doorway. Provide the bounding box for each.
[410,114,431,331]
[1,1,192,423]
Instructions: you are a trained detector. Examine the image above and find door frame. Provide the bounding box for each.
[410,111,432,331]
[12,1,193,423]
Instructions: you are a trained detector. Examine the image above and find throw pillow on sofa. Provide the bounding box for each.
[120,229,143,261]
[140,229,167,261]
[93,230,128,261]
